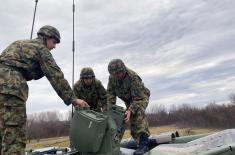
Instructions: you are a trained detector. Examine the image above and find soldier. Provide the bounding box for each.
[73,67,107,112]
[107,59,151,155]
[0,25,88,155]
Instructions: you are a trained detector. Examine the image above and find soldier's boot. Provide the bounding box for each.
[149,138,158,149]
[133,133,150,155]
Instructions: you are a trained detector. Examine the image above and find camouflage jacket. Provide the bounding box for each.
[0,38,76,105]
[107,68,150,114]
[73,79,107,112]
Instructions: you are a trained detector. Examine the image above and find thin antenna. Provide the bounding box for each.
[72,0,75,117]
[30,0,39,39]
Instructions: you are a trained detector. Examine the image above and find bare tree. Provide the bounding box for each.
[26,111,70,139]
[146,100,235,129]
[229,93,235,104]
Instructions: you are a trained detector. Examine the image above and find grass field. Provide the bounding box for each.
[26,125,220,151]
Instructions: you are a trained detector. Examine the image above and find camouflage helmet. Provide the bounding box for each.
[80,67,95,79]
[37,25,61,43]
[108,59,127,75]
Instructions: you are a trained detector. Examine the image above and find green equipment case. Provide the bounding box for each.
[97,105,126,155]
[69,104,126,155]
[70,110,108,153]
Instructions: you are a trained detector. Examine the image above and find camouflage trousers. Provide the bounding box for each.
[130,103,150,142]
[0,94,26,155]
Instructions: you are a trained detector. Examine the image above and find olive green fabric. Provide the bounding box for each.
[0,37,77,154]
[0,38,76,104]
[107,66,150,141]
[107,68,150,114]
[73,79,107,112]
[37,25,61,43]
[0,94,26,155]
[108,59,127,75]
[80,67,95,78]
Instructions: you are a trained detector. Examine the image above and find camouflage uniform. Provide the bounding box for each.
[73,67,107,112]
[107,59,150,141]
[0,25,76,155]
[0,94,26,155]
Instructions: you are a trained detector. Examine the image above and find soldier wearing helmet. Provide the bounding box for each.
[73,67,107,112]
[107,59,151,155]
[0,25,88,154]
[37,25,61,43]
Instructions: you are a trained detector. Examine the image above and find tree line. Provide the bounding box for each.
[26,93,235,141]
[147,93,235,128]
[26,111,71,142]
[147,103,235,128]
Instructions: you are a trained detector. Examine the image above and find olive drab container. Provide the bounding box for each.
[69,104,126,155]
[106,104,126,142]
[97,104,126,155]
[69,110,108,153]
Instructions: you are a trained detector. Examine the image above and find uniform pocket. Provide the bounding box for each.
[0,68,28,102]
[4,104,26,127]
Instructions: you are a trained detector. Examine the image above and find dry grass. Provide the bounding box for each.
[148,125,219,136]
[26,137,69,151]
[26,125,219,151]
[122,125,219,138]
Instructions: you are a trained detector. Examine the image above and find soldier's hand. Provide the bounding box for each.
[72,99,89,109]
[124,110,131,123]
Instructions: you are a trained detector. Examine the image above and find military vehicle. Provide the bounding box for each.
[27,104,235,155]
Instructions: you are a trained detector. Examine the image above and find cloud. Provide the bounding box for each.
[1,0,235,113]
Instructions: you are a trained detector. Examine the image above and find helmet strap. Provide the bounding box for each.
[42,36,48,47]
[37,34,48,47]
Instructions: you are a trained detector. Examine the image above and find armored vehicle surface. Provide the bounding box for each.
[27,105,235,155]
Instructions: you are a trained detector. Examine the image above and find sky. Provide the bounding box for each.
[0,0,235,114]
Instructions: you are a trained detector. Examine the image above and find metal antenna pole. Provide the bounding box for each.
[72,0,75,117]
[30,0,38,39]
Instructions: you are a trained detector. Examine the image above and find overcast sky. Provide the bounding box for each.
[1,0,235,114]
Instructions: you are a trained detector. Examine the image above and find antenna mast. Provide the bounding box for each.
[72,0,75,116]
[30,0,39,39]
